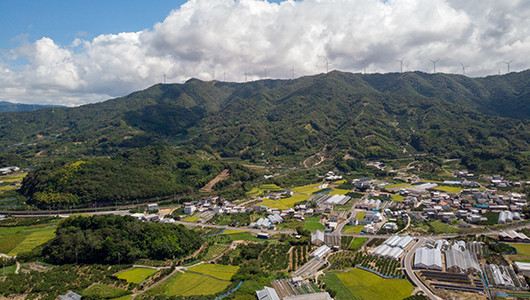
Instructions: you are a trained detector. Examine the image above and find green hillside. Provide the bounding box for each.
[0,71,529,177]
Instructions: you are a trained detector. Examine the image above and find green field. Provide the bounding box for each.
[188,263,239,280]
[330,189,351,195]
[221,229,246,235]
[355,212,366,220]
[227,232,264,242]
[115,267,158,284]
[182,216,200,222]
[6,226,56,256]
[146,272,231,297]
[261,194,310,209]
[334,204,353,211]
[202,244,230,261]
[291,184,322,194]
[433,186,463,193]
[0,265,17,276]
[305,217,325,231]
[429,221,459,234]
[324,268,414,300]
[82,283,131,299]
[349,238,369,250]
[510,244,530,256]
[383,183,410,189]
[391,194,404,202]
[343,225,364,234]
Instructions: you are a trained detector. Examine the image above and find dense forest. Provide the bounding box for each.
[37,215,203,264]
[0,71,528,177]
[20,145,259,208]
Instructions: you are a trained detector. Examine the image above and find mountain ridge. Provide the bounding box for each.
[0,70,528,175]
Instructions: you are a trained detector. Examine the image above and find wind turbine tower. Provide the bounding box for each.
[430,58,439,73]
[460,63,469,76]
[363,61,367,74]
[163,74,167,84]
[503,60,513,73]
[398,57,405,73]
[291,65,295,79]
[325,58,329,73]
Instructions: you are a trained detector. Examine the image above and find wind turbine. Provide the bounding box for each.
[503,60,513,73]
[460,63,469,76]
[291,65,295,79]
[398,57,405,73]
[430,58,439,73]
[325,58,329,73]
[163,74,167,84]
[362,60,367,74]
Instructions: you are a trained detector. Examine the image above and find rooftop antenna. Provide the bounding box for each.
[430,58,439,73]
[460,63,469,76]
[503,59,513,73]
[398,57,405,73]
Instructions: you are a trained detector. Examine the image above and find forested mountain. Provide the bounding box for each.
[1,71,529,175]
[20,145,259,208]
[38,215,203,264]
[0,101,62,113]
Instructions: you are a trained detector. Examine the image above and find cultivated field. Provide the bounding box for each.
[202,244,230,261]
[349,238,369,250]
[146,272,231,297]
[115,267,157,284]
[261,194,310,209]
[188,263,239,280]
[330,189,350,195]
[291,184,322,194]
[433,186,463,193]
[82,283,131,299]
[343,225,364,234]
[4,225,56,256]
[304,217,325,231]
[182,216,200,222]
[509,243,530,256]
[324,268,413,300]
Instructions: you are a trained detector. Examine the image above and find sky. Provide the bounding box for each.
[1,0,529,106]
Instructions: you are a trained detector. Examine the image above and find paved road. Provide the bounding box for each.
[402,237,442,300]
[173,220,297,235]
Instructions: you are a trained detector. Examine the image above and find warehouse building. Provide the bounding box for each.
[414,247,442,270]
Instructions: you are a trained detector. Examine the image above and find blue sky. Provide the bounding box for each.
[0,0,529,106]
[0,0,190,50]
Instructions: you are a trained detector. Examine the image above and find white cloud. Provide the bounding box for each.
[1,0,530,106]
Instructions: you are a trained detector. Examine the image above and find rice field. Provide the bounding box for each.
[343,225,364,234]
[146,272,231,297]
[305,217,325,231]
[115,267,158,284]
[6,226,56,256]
[188,263,239,280]
[291,183,322,194]
[433,186,463,194]
[509,243,530,256]
[330,189,351,195]
[182,216,200,222]
[323,268,413,300]
[261,194,310,209]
